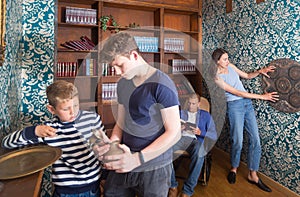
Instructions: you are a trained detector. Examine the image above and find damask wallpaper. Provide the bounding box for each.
[0,0,23,140]
[202,0,300,194]
[0,0,55,196]
[0,0,299,196]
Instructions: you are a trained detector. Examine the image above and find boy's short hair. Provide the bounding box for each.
[46,80,78,107]
[100,32,139,63]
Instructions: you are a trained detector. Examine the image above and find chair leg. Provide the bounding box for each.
[198,152,212,186]
[173,155,189,180]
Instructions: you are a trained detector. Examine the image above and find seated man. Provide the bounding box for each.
[168,93,217,197]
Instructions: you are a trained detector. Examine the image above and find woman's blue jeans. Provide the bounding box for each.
[227,99,261,171]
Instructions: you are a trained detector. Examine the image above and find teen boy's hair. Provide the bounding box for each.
[46,80,78,107]
[100,32,139,63]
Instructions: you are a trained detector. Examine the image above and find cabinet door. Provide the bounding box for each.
[163,8,202,96]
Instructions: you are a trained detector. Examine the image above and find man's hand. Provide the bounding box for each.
[93,143,111,161]
[102,144,141,173]
[190,126,201,135]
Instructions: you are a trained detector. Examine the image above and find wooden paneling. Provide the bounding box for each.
[256,0,265,4]
[176,147,299,197]
[162,0,199,9]
[226,0,232,13]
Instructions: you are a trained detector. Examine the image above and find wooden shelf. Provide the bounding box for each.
[57,48,97,53]
[56,0,202,124]
[102,76,121,83]
[58,22,98,28]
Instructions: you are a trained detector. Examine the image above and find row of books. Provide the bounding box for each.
[64,6,97,25]
[164,38,185,52]
[102,63,116,76]
[134,36,159,52]
[78,58,97,76]
[169,59,197,73]
[61,36,95,51]
[102,81,194,102]
[56,58,97,77]
[133,37,185,53]
[56,62,78,77]
[102,83,117,102]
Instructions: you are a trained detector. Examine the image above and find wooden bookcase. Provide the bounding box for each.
[55,0,202,128]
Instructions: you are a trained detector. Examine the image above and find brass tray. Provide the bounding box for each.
[0,145,62,180]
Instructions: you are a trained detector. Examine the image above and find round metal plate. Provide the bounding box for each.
[262,58,300,113]
[0,145,62,180]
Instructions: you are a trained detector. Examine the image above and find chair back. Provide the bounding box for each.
[199,97,210,112]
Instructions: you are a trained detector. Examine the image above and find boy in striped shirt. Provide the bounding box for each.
[1,80,105,197]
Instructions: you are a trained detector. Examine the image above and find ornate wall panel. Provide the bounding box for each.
[0,0,55,196]
[203,0,300,194]
[0,0,23,139]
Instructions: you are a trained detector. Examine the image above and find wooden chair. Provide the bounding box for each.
[173,96,212,186]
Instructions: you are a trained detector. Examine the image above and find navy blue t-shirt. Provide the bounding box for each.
[117,69,179,170]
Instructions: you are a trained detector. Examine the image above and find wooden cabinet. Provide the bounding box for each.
[56,0,101,111]
[55,0,202,128]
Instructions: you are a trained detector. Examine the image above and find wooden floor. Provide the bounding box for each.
[176,147,299,197]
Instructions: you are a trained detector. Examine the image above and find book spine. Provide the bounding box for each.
[81,35,95,47]
[85,58,90,76]
[61,43,77,50]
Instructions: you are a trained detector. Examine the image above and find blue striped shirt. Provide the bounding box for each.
[1,110,105,187]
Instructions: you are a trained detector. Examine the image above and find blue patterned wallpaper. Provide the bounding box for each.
[202,0,300,194]
[21,0,55,126]
[1,0,299,195]
[0,0,55,196]
[22,1,55,196]
[0,0,23,139]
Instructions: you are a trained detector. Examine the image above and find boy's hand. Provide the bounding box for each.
[35,125,57,137]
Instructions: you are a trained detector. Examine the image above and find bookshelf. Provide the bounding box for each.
[56,0,100,111]
[55,0,202,127]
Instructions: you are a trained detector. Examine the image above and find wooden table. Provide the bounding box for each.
[0,170,43,197]
[0,148,44,197]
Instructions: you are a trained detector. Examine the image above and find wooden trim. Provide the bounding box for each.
[256,0,265,4]
[212,147,300,197]
[0,0,6,66]
[226,0,232,13]
[33,170,44,197]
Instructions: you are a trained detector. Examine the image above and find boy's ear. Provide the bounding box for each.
[47,104,55,115]
[130,50,138,60]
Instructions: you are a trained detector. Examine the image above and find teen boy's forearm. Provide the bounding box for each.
[140,106,181,162]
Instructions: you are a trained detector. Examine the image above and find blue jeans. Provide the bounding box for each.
[227,99,261,171]
[170,136,204,196]
[52,185,100,197]
[104,164,172,197]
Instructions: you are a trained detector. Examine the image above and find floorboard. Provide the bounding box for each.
[176,147,299,197]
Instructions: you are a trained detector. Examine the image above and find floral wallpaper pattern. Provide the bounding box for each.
[0,0,23,139]
[1,0,299,196]
[22,1,55,196]
[202,0,300,194]
[0,0,55,196]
